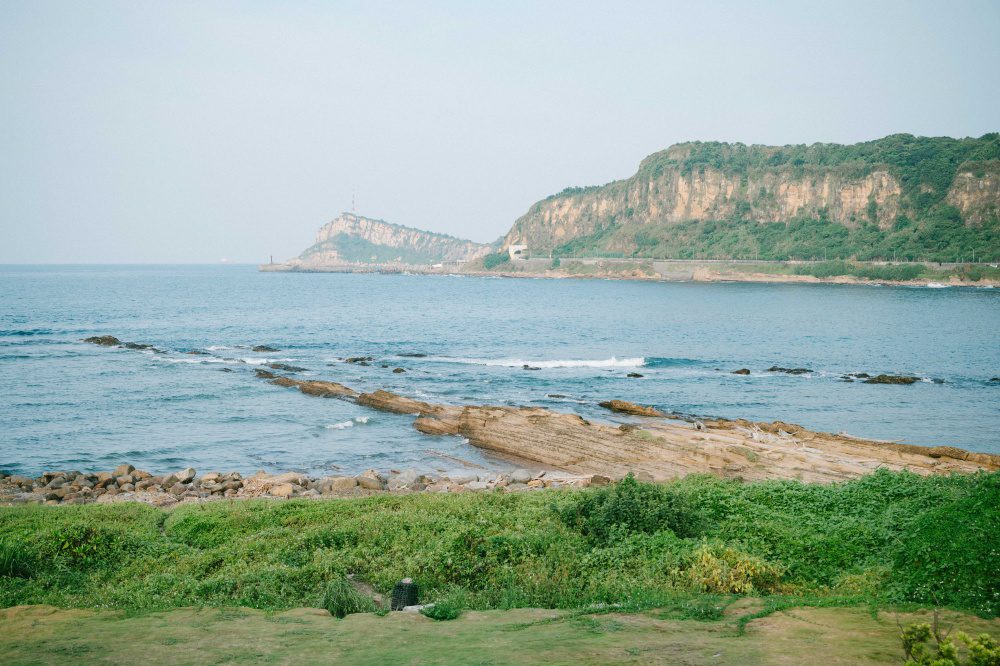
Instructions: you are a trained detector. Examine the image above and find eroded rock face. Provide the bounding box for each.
[598,400,666,417]
[290,213,492,268]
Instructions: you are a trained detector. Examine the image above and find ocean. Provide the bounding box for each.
[2,264,998,477]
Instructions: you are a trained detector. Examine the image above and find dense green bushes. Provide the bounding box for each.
[1,471,997,617]
[642,133,1000,216]
[553,213,1000,263]
[554,473,704,543]
[793,260,924,281]
[482,251,510,270]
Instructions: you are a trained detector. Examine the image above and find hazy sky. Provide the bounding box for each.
[2,1,998,263]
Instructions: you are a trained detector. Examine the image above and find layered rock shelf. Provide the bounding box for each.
[257,365,1000,484]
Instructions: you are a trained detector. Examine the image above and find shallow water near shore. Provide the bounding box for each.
[1,264,998,476]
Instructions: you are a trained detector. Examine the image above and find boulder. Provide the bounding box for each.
[863,374,920,385]
[200,472,221,484]
[175,467,197,483]
[447,471,479,485]
[316,476,358,493]
[8,475,34,488]
[598,400,665,417]
[270,483,297,498]
[392,367,406,373]
[465,481,490,491]
[766,366,813,375]
[589,474,612,486]
[731,368,751,375]
[356,469,385,490]
[113,464,135,477]
[269,471,309,486]
[510,469,533,484]
[387,469,423,490]
[345,356,374,364]
[627,372,644,378]
[123,342,153,350]
[252,345,280,352]
[84,335,121,346]
[268,363,307,372]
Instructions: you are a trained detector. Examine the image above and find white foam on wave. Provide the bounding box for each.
[238,357,297,365]
[326,416,371,429]
[425,356,646,369]
[158,356,230,364]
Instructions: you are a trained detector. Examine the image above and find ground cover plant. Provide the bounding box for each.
[0,470,996,619]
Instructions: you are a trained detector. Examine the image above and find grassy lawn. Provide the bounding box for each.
[3,603,998,665]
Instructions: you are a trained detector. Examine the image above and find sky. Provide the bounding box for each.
[2,1,999,263]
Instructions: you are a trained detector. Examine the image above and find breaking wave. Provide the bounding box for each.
[326,416,371,430]
[425,356,647,369]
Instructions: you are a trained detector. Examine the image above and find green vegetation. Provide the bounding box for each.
[482,251,511,270]
[792,260,923,281]
[643,134,1000,214]
[552,214,1000,263]
[1,471,997,619]
[6,605,998,666]
[322,577,378,618]
[421,588,467,621]
[540,134,1000,262]
[901,620,1000,665]
[304,233,446,265]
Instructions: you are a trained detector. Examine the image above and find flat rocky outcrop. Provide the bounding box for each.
[253,371,998,484]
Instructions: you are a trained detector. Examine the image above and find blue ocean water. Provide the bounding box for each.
[1,265,998,476]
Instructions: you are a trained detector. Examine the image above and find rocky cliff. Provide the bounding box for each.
[289,213,491,267]
[502,134,1000,261]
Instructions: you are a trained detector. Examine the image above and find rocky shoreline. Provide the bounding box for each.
[0,464,601,507]
[262,262,999,289]
[6,334,997,507]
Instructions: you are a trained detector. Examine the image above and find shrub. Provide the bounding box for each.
[322,577,377,618]
[683,544,784,594]
[554,474,704,544]
[421,589,466,621]
[901,621,1000,665]
[0,539,33,578]
[890,473,1000,616]
[679,595,728,621]
[482,252,510,270]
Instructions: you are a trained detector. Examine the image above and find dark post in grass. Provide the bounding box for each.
[391,578,419,610]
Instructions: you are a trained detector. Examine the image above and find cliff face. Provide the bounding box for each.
[502,135,1000,257]
[292,213,491,266]
[946,162,1000,226]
